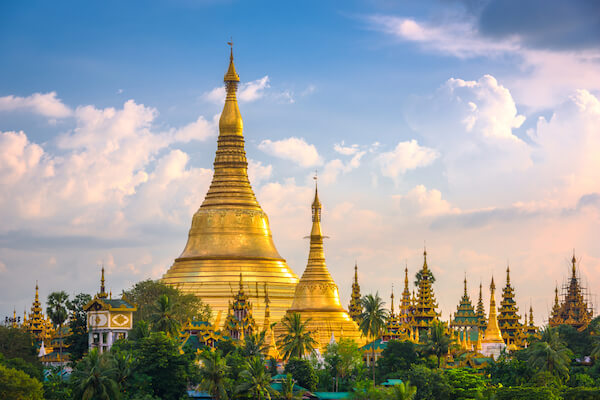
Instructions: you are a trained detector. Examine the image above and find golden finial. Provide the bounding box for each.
[35,281,39,300]
[506,263,511,285]
[99,265,108,299]
[571,249,577,278]
[464,273,468,296]
[224,39,239,83]
[354,261,358,283]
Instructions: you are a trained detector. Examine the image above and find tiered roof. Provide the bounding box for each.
[451,276,478,329]
[348,262,362,323]
[224,274,256,340]
[497,266,522,344]
[475,283,487,330]
[22,283,55,346]
[413,249,439,331]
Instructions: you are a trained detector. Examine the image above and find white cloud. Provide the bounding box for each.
[0,131,46,185]
[248,159,272,185]
[0,260,6,273]
[334,142,360,156]
[0,92,72,118]
[394,185,460,217]
[258,137,323,168]
[376,140,438,180]
[204,76,271,104]
[172,114,218,142]
[321,151,365,184]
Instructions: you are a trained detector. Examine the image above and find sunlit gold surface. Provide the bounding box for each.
[162,48,299,327]
[483,277,504,344]
[274,185,364,352]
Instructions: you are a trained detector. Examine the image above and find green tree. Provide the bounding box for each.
[0,353,43,381]
[359,293,388,384]
[376,340,420,381]
[198,350,229,400]
[237,356,278,400]
[71,348,119,400]
[487,356,534,386]
[0,364,43,400]
[444,368,488,400]
[279,374,305,400]
[414,270,435,287]
[383,381,417,400]
[277,313,317,360]
[129,320,151,341]
[284,358,318,392]
[66,292,92,361]
[133,332,197,400]
[43,366,72,400]
[407,364,451,400]
[46,291,69,373]
[242,330,270,359]
[0,326,39,364]
[324,338,363,392]
[423,320,452,369]
[527,327,573,381]
[123,279,211,325]
[149,294,181,337]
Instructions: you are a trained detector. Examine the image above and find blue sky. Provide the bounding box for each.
[1,0,600,324]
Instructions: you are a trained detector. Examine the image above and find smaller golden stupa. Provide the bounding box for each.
[274,181,363,352]
[481,277,506,359]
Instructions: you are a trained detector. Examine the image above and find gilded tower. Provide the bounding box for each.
[348,262,362,323]
[23,283,55,346]
[475,282,487,330]
[413,249,439,334]
[497,266,522,344]
[223,274,256,340]
[481,277,506,359]
[162,48,299,326]
[274,183,363,352]
[549,253,593,331]
[451,276,479,346]
[399,266,412,324]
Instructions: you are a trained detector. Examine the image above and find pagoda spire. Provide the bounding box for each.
[451,274,477,331]
[98,266,108,299]
[348,261,362,322]
[498,264,521,342]
[483,277,504,344]
[413,247,439,332]
[476,282,487,329]
[390,284,395,318]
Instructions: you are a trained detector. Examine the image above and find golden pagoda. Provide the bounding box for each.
[497,266,522,345]
[399,266,412,324]
[23,282,55,347]
[274,182,363,352]
[162,46,299,327]
[475,282,487,330]
[549,253,593,331]
[481,277,506,359]
[348,262,362,323]
[223,273,257,340]
[413,249,440,335]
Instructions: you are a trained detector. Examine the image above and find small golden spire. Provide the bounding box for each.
[404,265,409,288]
[390,284,395,317]
[464,273,468,296]
[98,266,108,299]
[35,281,39,301]
[483,276,504,344]
[506,264,511,285]
[571,250,577,278]
[354,261,358,283]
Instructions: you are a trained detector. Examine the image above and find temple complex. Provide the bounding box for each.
[549,253,593,331]
[161,47,299,327]
[497,266,522,346]
[23,283,55,348]
[412,249,440,334]
[481,277,506,359]
[274,183,363,352]
[348,262,362,323]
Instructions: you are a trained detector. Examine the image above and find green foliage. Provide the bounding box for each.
[198,350,229,400]
[414,269,435,286]
[557,323,593,359]
[0,326,38,364]
[225,348,247,385]
[527,327,573,382]
[407,364,451,400]
[71,348,119,400]
[423,320,453,369]
[43,367,72,400]
[0,364,44,400]
[569,372,596,387]
[277,313,317,360]
[487,357,534,386]
[529,370,563,389]
[132,332,198,400]
[494,386,561,400]
[562,387,600,400]
[444,368,488,400]
[0,352,43,381]
[149,294,181,337]
[236,356,278,399]
[324,338,363,391]
[123,279,211,325]
[383,381,417,400]
[377,340,421,381]
[46,290,69,371]
[280,373,305,400]
[242,330,270,359]
[285,357,318,392]
[66,292,92,361]
[359,293,389,383]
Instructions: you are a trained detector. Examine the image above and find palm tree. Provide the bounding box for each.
[243,330,270,359]
[236,356,279,400]
[47,291,69,375]
[358,293,388,384]
[71,348,119,400]
[149,294,181,337]
[198,350,229,400]
[280,374,304,400]
[110,350,133,393]
[385,381,417,400]
[277,313,317,360]
[424,320,452,369]
[527,327,572,381]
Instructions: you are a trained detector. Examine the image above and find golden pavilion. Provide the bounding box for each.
[161,47,299,327]
[274,183,363,352]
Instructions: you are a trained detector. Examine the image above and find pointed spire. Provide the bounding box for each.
[571,250,577,279]
[529,304,534,326]
[404,265,409,288]
[423,246,428,271]
[464,273,468,296]
[506,264,511,285]
[390,284,395,317]
[354,261,358,284]
[98,266,108,299]
[483,276,504,344]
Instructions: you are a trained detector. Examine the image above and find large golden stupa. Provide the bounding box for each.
[274,184,364,352]
[162,48,299,326]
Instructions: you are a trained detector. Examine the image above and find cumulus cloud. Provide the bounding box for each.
[248,159,272,185]
[172,114,218,142]
[394,185,460,217]
[376,140,438,180]
[0,92,72,118]
[0,131,46,185]
[321,150,365,184]
[334,142,361,156]
[204,76,270,104]
[258,137,322,168]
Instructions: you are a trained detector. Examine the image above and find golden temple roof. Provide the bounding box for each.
[483,277,504,344]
